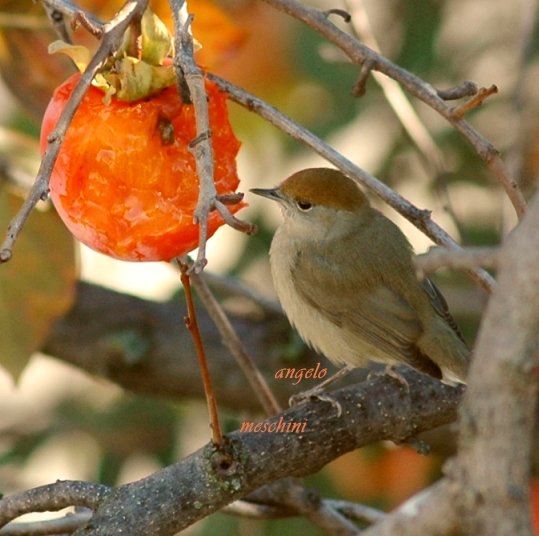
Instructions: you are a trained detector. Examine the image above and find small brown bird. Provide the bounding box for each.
[251,168,470,384]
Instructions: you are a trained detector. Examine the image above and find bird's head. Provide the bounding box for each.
[250,168,370,241]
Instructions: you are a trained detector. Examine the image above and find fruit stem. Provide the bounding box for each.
[176,259,225,446]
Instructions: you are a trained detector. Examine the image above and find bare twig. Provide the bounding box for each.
[259,0,527,220]
[345,0,446,180]
[361,480,458,536]
[437,81,479,101]
[451,85,499,120]
[344,0,469,240]
[168,1,255,273]
[222,499,297,519]
[71,11,103,38]
[185,259,281,416]
[177,260,224,445]
[209,73,497,293]
[351,57,374,97]
[0,0,149,263]
[169,5,213,272]
[504,0,538,201]
[202,271,283,315]
[41,0,102,26]
[326,499,387,525]
[323,8,351,22]
[275,482,361,536]
[415,246,499,276]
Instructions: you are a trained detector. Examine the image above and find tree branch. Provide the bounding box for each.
[0,371,463,535]
[168,0,255,273]
[450,193,539,534]
[415,246,499,275]
[259,0,528,221]
[41,280,327,412]
[209,73,496,293]
[0,482,110,528]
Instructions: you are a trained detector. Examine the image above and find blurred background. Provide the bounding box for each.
[0,0,538,533]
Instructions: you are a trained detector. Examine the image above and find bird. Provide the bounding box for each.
[250,167,470,389]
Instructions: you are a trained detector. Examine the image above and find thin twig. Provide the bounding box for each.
[345,0,446,180]
[177,260,224,445]
[202,271,283,316]
[246,480,362,535]
[361,480,458,536]
[71,11,103,38]
[326,499,387,525]
[437,81,479,101]
[415,246,499,277]
[168,1,255,273]
[351,57,374,97]
[504,0,538,214]
[451,85,499,120]
[0,0,149,263]
[282,482,361,536]
[184,258,281,416]
[221,499,297,519]
[170,5,214,271]
[41,0,102,26]
[323,8,351,22]
[209,73,497,294]
[344,0,469,239]
[259,0,528,221]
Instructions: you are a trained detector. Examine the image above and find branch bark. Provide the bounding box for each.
[42,280,329,412]
[450,193,539,534]
[0,370,463,535]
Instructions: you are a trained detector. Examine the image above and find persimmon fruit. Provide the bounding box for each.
[40,72,242,262]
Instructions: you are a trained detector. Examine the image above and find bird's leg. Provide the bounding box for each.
[288,365,354,417]
[368,364,410,392]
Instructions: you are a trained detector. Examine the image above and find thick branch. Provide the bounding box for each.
[42,281,331,411]
[450,194,539,534]
[0,371,462,536]
[0,481,110,528]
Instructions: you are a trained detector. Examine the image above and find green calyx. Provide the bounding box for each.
[49,7,177,103]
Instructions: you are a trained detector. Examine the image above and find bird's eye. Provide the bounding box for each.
[297,200,313,211]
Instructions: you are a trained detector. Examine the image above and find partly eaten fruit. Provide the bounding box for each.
[39,9,243,262]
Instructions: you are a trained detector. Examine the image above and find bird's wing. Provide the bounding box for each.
[421,278,467,345]
[291,252,423,364]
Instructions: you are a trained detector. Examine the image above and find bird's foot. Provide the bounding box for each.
[368,364,410,392]
[289,388,343,417]
[288,365,354,417]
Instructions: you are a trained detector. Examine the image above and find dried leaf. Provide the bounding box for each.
[0,190,76,380]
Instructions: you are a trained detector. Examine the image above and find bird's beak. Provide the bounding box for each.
[249,187,282,202]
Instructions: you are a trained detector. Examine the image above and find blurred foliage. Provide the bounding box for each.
[394,0,444,75]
